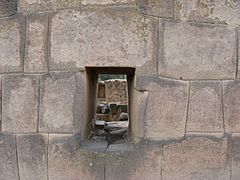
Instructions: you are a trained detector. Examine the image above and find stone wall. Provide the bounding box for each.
[0,0,240,180]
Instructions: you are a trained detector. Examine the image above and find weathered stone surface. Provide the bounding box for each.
[162,137,230,180]
[48,134,105,180]
[238,28,240,78]
[0,16,24,73]
[138,0,174,18]
[136,76,189,140]
[175,0,240,27]
[17,134,48,180]
[39,72,84,133]
[2,75,39,133]
[232,136,240,180]
[50,9,158,75]
[159,20,236,80]
[0,0,17,17]
[24,14,48,73]
[82,0,136,6]
[187,81,223,133]
[105,142,162,180]
[0,134,19,180]
[18,0,81,13]
[223,81,240,133]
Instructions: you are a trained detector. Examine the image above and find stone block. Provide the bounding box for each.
[138,0,174,18]
[232,136,240,180]
[0,15,24,73]
[17,134,48,180]
[0,0,17,17]
[50,9,158,75]
[2,75,39,133]
[18,0,81,13]
[0,134,19,180]
[39,72,84,133]
[105,142,162,180]
[48,134,105,180]
[24,14,48,73]
[82,0,136,6]
[175,0,240,27]
[187,81,223,133]
[162,137,231,180]
[223,80,240,133]
[136,76,189,140]
[158,20,236,80]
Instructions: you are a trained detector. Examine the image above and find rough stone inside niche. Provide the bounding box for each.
[89,74,129,145]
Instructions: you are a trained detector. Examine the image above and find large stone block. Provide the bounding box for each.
[24,14,48,73]
[187,81,223,133]
[2,75,39,133]
[39,72,84,133]
[82,0,136,6]
[0,16,24,73]
[50,9,158,75]
[17,134,48,180]
[48,134,105,180]
[232,136,240,180]
[175,0,240,27]
[138,0,174,18]
[162,137,231,180]
[159,20,236,80]
[136,76,189,140]
[105,142,162,180]
[0,0,17,17]
[18,0,81,13]
[223,81,240,133]
[0,134,19,180]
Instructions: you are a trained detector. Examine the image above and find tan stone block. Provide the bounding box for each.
[82,0,136,6]
[48,134,105,180]
[138,0,174,18]
[105,142,162,180]
[18,0,81,13]
[24,14,48,73]
[136,76,189,140]
[0,15,24,73]
[232,136,240,180]
[2,75,39,133]
[187,81,223,133]
[39,72,84,133]
[175,0,240,27]
[50,9,158,75]
[162,137,231,180]
[0,134,19,180]
[0,0,17,17]
[223,80,240,133]
[159,20,236,80]
[17,134,48,180]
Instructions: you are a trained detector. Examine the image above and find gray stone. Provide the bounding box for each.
[48,134,105,180]
[187,81,223,133]
[175,0,240,27]
[18,0,81,13]
[223,80,240,133]
[232,136,240,180]
[2,75,39,133]
[39,72,84,133]
[0,0,17,17]
[138,0,174,18]
[0,134,19,180]
[159,20,236,80]
[24,14,48,73]
[136,76,189,140]
[0,15,24,73]
[17,134,48,180]
[50,9,158,75]
[82,0,136,6]
[162,137,231,180]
